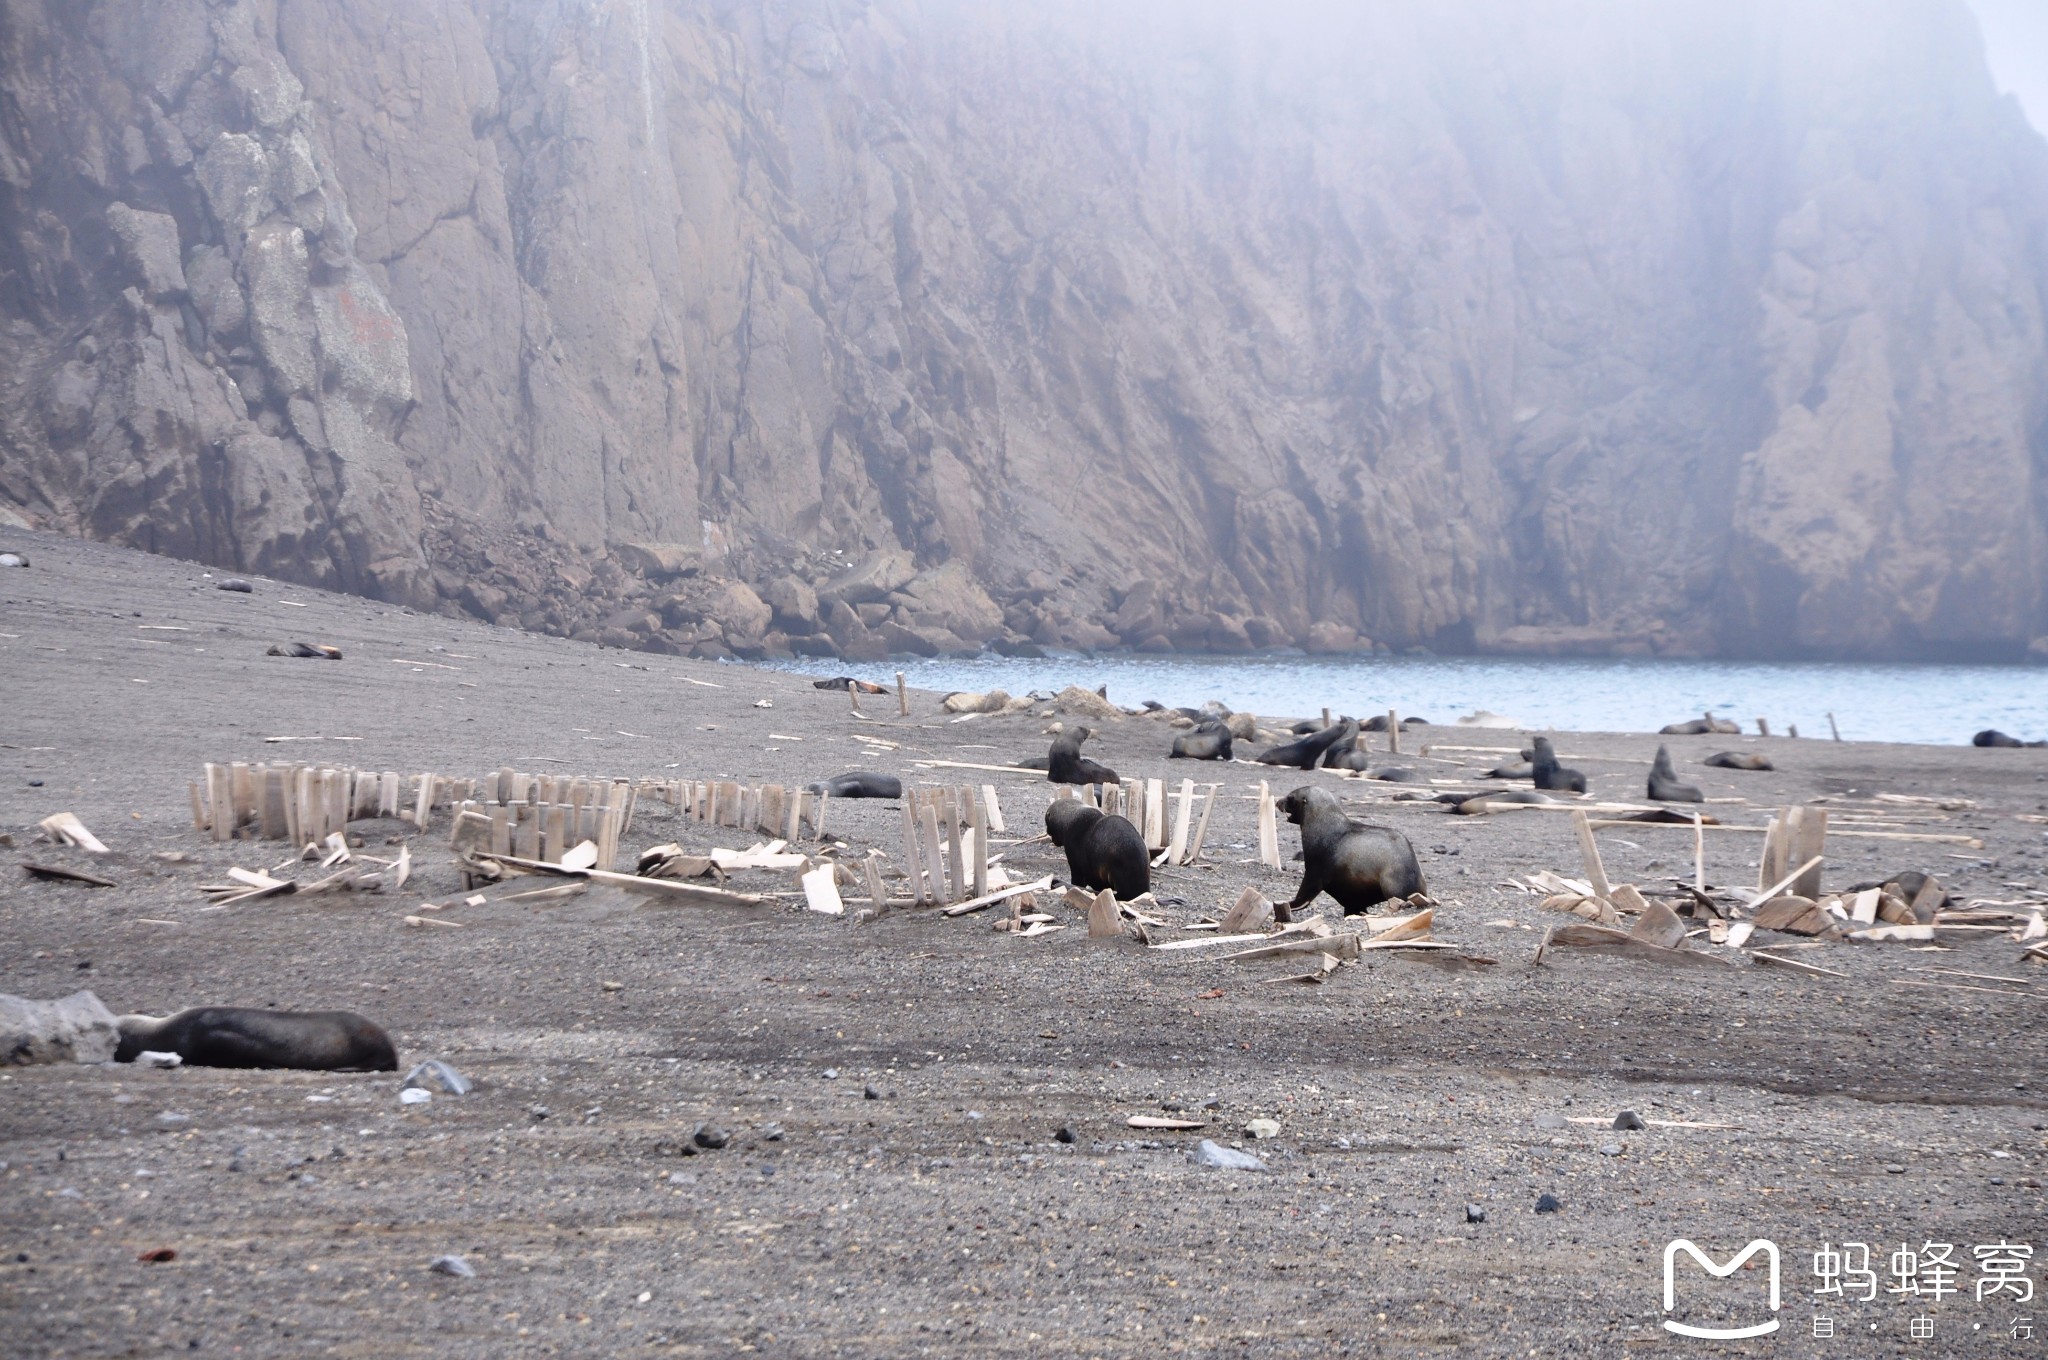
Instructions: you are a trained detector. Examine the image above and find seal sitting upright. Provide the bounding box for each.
[1530,737,1587,794]
[1047,727,1120,785]
[1043,800,1150,899]
[1646,745,1703,802]
[1275,786,1425,920]
[115,1007,397,1071]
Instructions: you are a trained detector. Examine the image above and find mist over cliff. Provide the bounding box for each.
[4,0,2047,661]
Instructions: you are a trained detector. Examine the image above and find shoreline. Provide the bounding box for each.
[4,529,2045,1355]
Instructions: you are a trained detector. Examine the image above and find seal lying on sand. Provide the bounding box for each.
[1974,729,2048,748]
[1256,718,1359,770]
[1646,745,1703,802]
[1703,752,1773,771]
[267,642,342,659]
[1169,721,1233,760]
[1275,786,1424,919]
[1660,715,1741,736]
[1047,727,1120,785]
[807,772,902,799]
[115,1008,396,1071]
[1452,789,1555,814]
[812,677,887,694]
[1043,801,1150,899]
[1530,737,1586,793]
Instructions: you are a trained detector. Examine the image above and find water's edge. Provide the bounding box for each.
[763,653,2046,748]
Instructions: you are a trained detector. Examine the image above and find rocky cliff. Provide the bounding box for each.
[4,0,2046,660]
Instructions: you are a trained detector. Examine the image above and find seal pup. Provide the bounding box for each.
[115,1007,396,1071]
[1646,745,1703,802]
[1169,720,1233,760]
[1043,801,1150,899]
[1529,737,1586,793]
[1256,718,1359,770]
[1703,752,1773,771]
[807,772,902,799]
[1047,727,1120,785]
[1974,729,2047,748]
[1275,786,1424,919]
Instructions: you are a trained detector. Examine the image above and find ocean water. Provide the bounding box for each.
[765,653,2048,747]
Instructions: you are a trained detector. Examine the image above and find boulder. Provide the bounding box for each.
[105,203,186,299]
[1,990,120,1065]
[1110,578,1163,641]
[1242,615,1290,648]
[896,563,1004,641]
[820,548,916,605]
[1305,621,1365,654]
[761,575,821,633]
[706,580,772,644]
[1051,685,1123,720]
[942,689,1012,714]
[615,543,700,580]
[1206,614,1254,653]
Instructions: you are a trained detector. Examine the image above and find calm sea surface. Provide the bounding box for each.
[765,653,2047,747]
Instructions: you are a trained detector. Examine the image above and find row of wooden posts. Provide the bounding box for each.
[448,772,639,872]
[192,763,470,846]
[1059,776,1231,869]
[651,778,830,843]
[899,785,1003,906]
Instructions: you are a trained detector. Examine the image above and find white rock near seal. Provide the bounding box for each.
[0,551,27,568]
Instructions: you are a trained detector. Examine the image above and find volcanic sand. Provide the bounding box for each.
[3,530,2045,1356]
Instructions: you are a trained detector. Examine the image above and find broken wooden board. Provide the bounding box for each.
[38,812,109,854]
[1846,923,1935,943]
[801,865,844,916]
[1148,919,1333,952]
[1749,950,1847,979]
[1214,932,1364,963]
[939,875,1055,918]
[1534,923,1734,969]
[1628,899,1689,950]
[1126,1116,1206,1130]
[1088,888,1123,939]
[1217,887,1275,935]
[21,861,117,887]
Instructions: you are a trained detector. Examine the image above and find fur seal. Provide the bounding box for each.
[812,676,887,694]
[115,1007,396,1071]
[806,772,902,799]
[1275,786,1424,919]
[1360,715,1430,732]
[1703,752,1773,771]
[1256,718,1359,770]
[1646,745,1703,802]
[1043,801,1150,899]
[1322,747,1375,772]
[1485,756,1534,779]
[1530,737,1586,793]
[1974,729,2047,748]
[268,642,343,659]
[1047,727,1120,785]
[1660,714,1741,736]
[1454,789,1556,814]
[1169,720,1233,760]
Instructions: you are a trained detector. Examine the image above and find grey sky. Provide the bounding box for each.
[1973,0,2048,132]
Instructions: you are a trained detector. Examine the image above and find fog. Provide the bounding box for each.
[1973,0,2048,130]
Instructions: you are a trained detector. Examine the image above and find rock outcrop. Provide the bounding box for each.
[2,0,2046,659]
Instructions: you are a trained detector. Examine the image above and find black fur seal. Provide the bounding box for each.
[1530,737,1586,793]
[1169,721,1233,760]
[1703,752,1773,771]
[1047,727,1120,785]
[1646,745,1703,802]
[1323,747,1376,772]
[1974,729,2047,748]
[1015,754,1051,771]
[1660,715,1741,736]
[807,771,902,799]
[115,1007,397,1071]
[1454,789,1556,814]
[1043,801,1150,899]
[1275,786,1424,920]
[1257,718,1359,770]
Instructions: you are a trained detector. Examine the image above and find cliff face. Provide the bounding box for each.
[3,0,2046,660]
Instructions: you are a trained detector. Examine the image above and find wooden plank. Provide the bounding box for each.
[208,763,231,843]
[900,802,924,903]
[896,670,909,716]
[1791,807,1827,898]
[1535,922,1736,969]
[1849,887,1881,925]
[810,790,828,842]
[1088,888,1122,938]
[982,784,1005,835]
[1143,778,1166,851]
[863,853,889,920]
[801,865,845,915]
[1387,709,1401,755]
[1748,856,1825,910]
[1750,950,1846,979]
[1571,810,1612,899]
[940,874,1055,918]
[1256,781,1281,869]
[919,800,947,905]
[1629,899,1689,950]
[1217,887,1275,935]
[188,780,207,834]
[412,773,434,832]
[1166,778,1194,865]
[1186,785,1218,866]
[919,760,1045,776]
[942,793,965,904]
[969,789,988,900]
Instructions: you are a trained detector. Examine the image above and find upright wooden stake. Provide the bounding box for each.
[919,799,947,904]
[1186,785,1218,865]
[942,792,965,904]
[1144,778,1166,851]
[969,790,988,900]
[981,785,1005,835]
[900,802,924,903]
[1088,888,1121,938]
[413,774,433,832]
[1166,778,1194,864]
[1756,718,1771,737]
[896,671,909,716]
[1322,707,1333,728]
[864,852,889,921]
[1693,811,1706,892]
[1571,809,1612,899]
[1387,710,1401,755]
[849,683,863,716]
[1827,711,1841,742]
[1256,781,1281,869]
[810,791,828,841]
[1791,807,1827,899]
[188,781,207,833]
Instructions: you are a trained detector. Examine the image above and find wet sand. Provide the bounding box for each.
[3,529,2045,1357]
